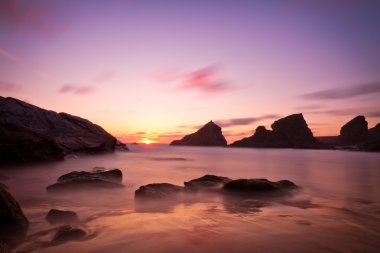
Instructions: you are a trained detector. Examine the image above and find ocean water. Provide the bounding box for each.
[1,145,380,253]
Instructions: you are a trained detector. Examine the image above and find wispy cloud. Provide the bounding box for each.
[0,48,21,64]
[178,114,280,129]
[305,108,380,118]
[178,65,233,96]
[300,82,380,100]
[0,81,20,91]
[154,65,238,97]
[59,84,95,95]
[216,114,279,128]
[0,0,67,37]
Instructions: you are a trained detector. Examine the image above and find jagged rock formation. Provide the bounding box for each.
[0,96,117,164]
[338,116,370,145]
[170,121,227,146]
[231,114,325,149]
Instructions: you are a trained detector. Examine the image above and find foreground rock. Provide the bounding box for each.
[231,114,326,149]
[46,209,78,224]
[0,96,117,164]
[47,168,124,192]
[135,183,184,199]
[0,240,9,253]
[170,121,227,146]
[184,175,232,191]
[0,186,29,244]
[52,226,86,242]
[223,179,297,195]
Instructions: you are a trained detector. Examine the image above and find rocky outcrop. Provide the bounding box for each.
[338,116,370,146]
[0,96,117,164]
[231,114,325,149]
[52,226,86,242]
[135,183,184,199]
[47,168,124,192]
[370,123,380,140]
[223,179,297,194]
[170,121,227,146]
[0,186,29,244]
[115,140,129,151]
[46,209,78,224]
[184,175,232,191]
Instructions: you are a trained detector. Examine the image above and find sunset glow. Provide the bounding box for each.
[1,0,379,143]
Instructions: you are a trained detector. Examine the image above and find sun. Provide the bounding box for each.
[143,139,152,144]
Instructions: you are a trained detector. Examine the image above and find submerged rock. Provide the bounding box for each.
[0,186,29,243]
[231,114,325,149]
[0,96,117,164]
[52,226,86,242]
[46,209,78,224]
[47,168,124,192]
[57,168,122,183]
[170,121,227,146]
[338,116,370,146]
[223,178,297,194]
[135,183,184,199]
[184,175,232,191]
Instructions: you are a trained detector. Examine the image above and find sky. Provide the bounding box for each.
[1,0,380,144]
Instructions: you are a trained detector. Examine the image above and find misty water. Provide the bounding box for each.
[1,145,380,253]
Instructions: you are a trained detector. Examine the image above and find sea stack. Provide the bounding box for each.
[338,116,370,146]
[0,96,117,164]
[231,113,325,149]
[170,121,227,146]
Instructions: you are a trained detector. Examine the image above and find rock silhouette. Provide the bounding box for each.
[0,96,117,164]
[0,186,29,244]
[170,121,227,146]
[231,114,325,149]
[46,209,78,224]
[338,116,370,146]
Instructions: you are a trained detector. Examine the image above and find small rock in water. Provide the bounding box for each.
[223,178,297,194]
[46,209,78,224]
[52,226,86,242]
[135,183,184,199]
[46,168,124,192]
[184,175,232,191]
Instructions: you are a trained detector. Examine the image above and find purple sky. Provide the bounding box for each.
[1,0,380,143]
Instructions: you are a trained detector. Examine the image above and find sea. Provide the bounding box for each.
[1,144,380,253]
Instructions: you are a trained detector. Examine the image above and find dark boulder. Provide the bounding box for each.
[135,183,184,199]
[231,114,325,149]
[52,226,86,242]
[223,178,297,195]
[170,121,227,146]
[46,209,78,224]
[57,168,122,183]
[0,96,117,164]
[0,186,29,243]
[47,168,124,192]
[0,240,9,253]
[184,175,232,191]
[338,116,370,145]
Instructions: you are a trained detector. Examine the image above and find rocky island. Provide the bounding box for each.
[170,120,227,146]
[230,113,327,149]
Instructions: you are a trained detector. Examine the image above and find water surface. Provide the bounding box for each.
[1,145,380,253]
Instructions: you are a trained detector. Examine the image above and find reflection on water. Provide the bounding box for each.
[1,145,380,252]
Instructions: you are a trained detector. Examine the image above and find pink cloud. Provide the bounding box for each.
[59,84,95,95]
[0,0,67,37]
[0,81,20,91]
